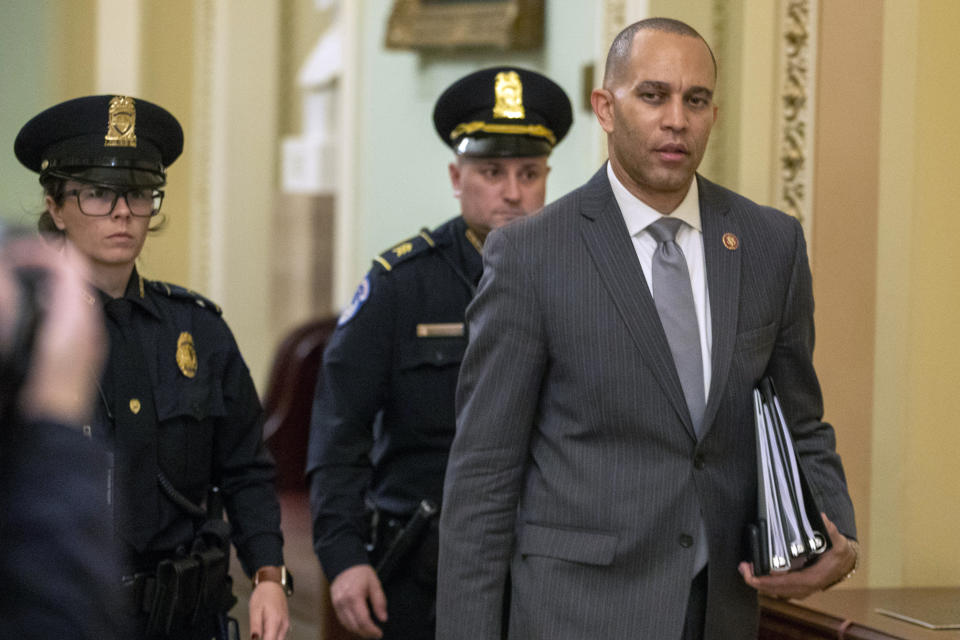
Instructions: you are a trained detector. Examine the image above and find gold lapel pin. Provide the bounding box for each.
[129,398,142,415]
[722,233,739,251]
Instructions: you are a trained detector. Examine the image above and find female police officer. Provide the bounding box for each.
[14,95,291,640]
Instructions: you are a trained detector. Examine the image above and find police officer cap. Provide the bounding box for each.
[15,95,183,188]
[433,67,572,158]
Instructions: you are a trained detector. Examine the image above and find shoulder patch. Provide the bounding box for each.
[338,275,370,326]
[146,280,223,316]
[372,230,436,272]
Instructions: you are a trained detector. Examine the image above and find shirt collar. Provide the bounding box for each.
[96,268,161,320]
[453,218,484,285]
[606,162,702,235]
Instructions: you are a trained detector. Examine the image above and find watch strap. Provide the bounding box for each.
[252,565,293,596]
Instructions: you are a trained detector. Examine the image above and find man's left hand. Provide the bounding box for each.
[249,581,290,640]
[738,512,858,600]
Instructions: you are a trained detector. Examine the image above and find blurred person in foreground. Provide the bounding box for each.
[0,228,115,639]
[14,95,291,640]
[437,18,858,640]
[306,67,572,639]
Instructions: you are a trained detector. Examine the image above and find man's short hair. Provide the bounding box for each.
[602,17,718,87]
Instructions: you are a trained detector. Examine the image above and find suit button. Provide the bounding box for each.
[693,453,705,469]
[679,534,694,548]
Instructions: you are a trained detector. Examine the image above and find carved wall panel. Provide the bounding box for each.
[775,0,818,235]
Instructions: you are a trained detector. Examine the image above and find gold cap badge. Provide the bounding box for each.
[176,331,198,378]
[105,96,137,148]
[493,71,525,120]
[722,233,739,251]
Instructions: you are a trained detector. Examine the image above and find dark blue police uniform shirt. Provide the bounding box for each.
[307,215,483,581]
[90,270,283,575]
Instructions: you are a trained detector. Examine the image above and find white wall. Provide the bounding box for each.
[0,2,58,225]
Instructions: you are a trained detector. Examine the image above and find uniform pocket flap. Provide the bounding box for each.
[397,336,466,369]
[155,378,228,422]
[517,523,618,566]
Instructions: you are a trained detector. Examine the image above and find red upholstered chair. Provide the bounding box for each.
[261,316,358,639]
[262,316,338,492]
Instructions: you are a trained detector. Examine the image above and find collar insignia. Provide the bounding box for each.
[465,228,484,254]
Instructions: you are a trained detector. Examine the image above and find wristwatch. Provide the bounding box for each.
[252,565,294,597]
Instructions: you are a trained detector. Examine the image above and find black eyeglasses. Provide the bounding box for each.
[63,186,164,217]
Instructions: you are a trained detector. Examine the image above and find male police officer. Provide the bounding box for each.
[306,67,572,640]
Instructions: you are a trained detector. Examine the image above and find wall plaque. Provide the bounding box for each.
[385,0,544,51]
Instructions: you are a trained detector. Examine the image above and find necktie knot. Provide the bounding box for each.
[648,216,684,244]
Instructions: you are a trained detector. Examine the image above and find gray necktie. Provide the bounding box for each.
[649,217,710,574]
[648,217,705,434]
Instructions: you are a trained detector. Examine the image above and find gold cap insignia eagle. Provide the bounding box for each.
[176,331,198,379]
[493,71,525,120]
[105,96,137,148]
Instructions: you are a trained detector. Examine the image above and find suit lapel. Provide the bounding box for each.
[698,176,741,435]
[578,167,694,435]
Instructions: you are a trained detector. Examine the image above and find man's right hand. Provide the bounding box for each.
[329,564,388,639]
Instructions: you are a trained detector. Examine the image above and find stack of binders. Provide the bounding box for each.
[747,377,830,576]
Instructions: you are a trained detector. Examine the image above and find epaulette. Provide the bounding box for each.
[372,229,437,272]
[146,279,223,315]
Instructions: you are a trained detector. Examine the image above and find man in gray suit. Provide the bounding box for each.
[437,17,858,640]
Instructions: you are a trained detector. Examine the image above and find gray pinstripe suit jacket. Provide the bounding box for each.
[437,167,856,640]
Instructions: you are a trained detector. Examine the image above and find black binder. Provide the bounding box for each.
[746,377,830,576]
